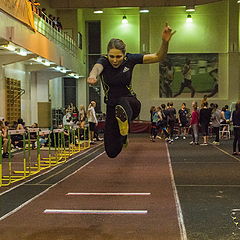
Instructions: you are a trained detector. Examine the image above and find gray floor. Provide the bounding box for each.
[168,137,240,240]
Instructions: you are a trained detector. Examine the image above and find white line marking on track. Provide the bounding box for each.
[44,209,148,215]
[66,192,151,196]
[213,146,240,162]
[165,142,188,240]
[173,162,239,164]
[177,184,240,187]
[0,151,105,221]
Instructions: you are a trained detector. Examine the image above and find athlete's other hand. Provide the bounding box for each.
[87,77,97,85]
[162,22,176,42]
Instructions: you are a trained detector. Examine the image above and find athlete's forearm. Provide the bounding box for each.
[143,40,169,64]
[156,40,169,61]
[88,63,103,79]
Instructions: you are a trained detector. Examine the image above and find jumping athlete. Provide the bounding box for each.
[87,23,175,158]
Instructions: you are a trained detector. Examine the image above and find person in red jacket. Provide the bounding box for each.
[190,101,199,145]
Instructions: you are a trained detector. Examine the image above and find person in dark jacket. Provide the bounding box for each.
[199,101,212,145]
[232,101,240,155]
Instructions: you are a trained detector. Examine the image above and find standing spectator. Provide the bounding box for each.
[79,105,86,129]
[40,8,47,20]
[199,102,212,145]
[150,106,157,141]
[189,101,199,145]
[78,105,87,140]
[56,17,63,31]
[232,101,240,155]
[48,14,54,26]
[72,106,79,123]
[166,102,176,142]
[211,104,222,145]
[156,106,170,142]
[178,103,189,139]
[87,101,98,144]
[221,104,231,139]
[0,121,9,158]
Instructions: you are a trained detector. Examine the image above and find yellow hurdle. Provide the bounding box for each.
[13,128,40,177]
[2,129,26,185]
[41,129,63,165]
[0,123,95,188]
[38,129,53,168]
[71,126,80,154]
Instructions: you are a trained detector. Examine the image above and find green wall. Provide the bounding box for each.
[83,8,140,54]
[78,1,239,120]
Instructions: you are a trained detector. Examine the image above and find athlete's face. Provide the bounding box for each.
[107,48,124,68]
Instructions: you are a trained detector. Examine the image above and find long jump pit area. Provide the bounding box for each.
[0,134,186,240]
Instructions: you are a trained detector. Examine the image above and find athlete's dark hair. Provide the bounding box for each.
[107,38,126,54]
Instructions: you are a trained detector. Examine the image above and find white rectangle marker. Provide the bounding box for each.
[44,209,148,215]
[66,193,151,196]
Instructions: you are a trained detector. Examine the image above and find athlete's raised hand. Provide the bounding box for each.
[162,22,176,42]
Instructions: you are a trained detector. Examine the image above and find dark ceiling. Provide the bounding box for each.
[49,0,222,9]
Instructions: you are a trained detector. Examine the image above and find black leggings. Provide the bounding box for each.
[104,96,141,158]
[233,127,240,152]
[212,126,220,142]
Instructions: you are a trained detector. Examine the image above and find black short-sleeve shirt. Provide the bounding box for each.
[96,53,144,103]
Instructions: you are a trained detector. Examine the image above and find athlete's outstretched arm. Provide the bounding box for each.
[87,63,104,85]
[143,23,176,64]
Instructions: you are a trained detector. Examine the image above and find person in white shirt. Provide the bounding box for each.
[62,110,72,126]
[87,101,98,144]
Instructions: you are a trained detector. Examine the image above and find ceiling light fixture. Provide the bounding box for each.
[3,44,15,52]
[93,9,103,14]
[122,15,128,24]
[15,48,28,56]
[186,5,195,12]
[139,8,149,13]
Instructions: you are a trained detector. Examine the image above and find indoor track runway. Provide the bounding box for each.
[0,134,240,239]
[0,135,183,240]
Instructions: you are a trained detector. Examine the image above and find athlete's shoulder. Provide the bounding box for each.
[125,53,144,64]
[96,55,109,66]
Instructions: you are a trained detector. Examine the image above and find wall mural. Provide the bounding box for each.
[159,53,218,98]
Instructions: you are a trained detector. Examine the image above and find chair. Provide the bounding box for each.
[219,124,231,139]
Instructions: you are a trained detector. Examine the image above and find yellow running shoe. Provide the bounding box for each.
[115,105,129,136]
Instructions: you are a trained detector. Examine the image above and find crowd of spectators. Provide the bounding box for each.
[0,117,45,158]
[62,102,104,144]
[29,0,63,32]
[1,98,239,158]
[149,97,240,155]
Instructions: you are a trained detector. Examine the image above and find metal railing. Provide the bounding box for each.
[31,4,79,56]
